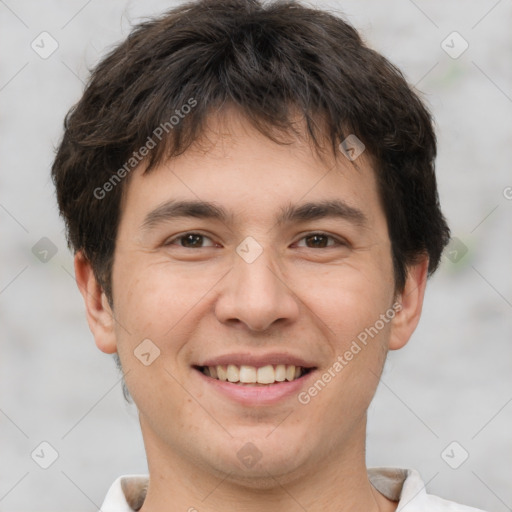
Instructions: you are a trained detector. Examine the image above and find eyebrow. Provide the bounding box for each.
[140,199,368,232]
[141,200,231,231]
[277,200,368,227]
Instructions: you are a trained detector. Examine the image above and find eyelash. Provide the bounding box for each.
[165,232,346,249]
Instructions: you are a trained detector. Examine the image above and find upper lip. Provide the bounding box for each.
[196,353,317,369]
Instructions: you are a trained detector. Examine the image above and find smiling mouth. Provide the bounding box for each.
[194,364,315,386]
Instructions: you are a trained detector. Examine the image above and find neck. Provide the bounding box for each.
[138,416,396,512]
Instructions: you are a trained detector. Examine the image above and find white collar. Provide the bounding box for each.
[100,467,486,511]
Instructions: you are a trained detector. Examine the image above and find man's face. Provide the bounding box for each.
[100,112,405,483]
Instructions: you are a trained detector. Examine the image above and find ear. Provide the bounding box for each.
[388,256,429,351]
[74,251,117,354]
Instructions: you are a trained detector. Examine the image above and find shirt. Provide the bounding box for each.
[100,467,487,511]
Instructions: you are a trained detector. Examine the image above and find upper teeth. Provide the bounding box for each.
[202,364,304,384]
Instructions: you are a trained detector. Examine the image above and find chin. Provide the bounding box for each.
[206,435,311,487]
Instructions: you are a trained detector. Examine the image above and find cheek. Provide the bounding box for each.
[110,259,202,425]
[298,282,393,431]
[110,256,232,403]
[113,257,223,339]
[297,261,394,345]
[292,257,394,407]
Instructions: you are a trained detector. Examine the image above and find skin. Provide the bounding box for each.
[75,109,428,512]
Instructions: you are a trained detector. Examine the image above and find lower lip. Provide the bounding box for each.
[193,368,316,406]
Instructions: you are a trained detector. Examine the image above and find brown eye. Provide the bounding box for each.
[181,234,204,248]
[297,233,341,248]
[167,233,216,248]
[306,234,329,248]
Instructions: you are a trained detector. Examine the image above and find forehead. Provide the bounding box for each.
[119,110,384,230]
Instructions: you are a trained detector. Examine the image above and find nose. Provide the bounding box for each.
[214,247,300,332]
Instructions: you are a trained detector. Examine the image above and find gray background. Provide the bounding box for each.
[1,0,511,510]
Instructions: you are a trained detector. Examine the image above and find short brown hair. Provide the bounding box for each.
[52,0,450,301]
